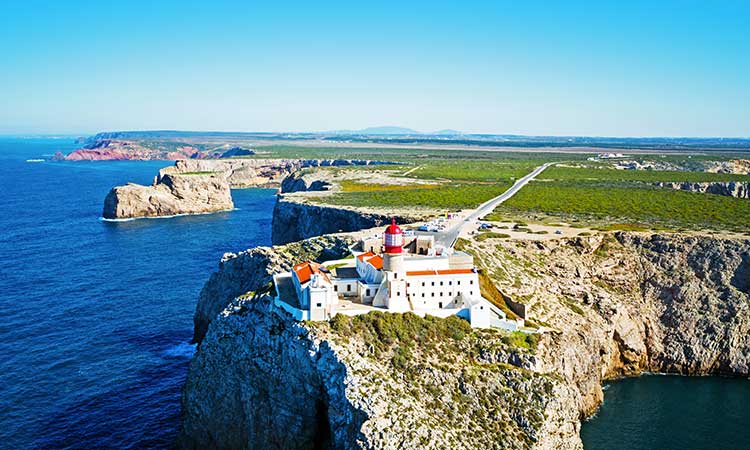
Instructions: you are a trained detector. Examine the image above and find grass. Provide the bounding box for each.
[492,180,750,232]
[320,182,512,210]
[540,166,750,183]
[474,232,510,241]
[339,180,439,192]
[501,331,540,351]
[477,271,520,320]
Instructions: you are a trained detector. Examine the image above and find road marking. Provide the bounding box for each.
[402,166,421,176]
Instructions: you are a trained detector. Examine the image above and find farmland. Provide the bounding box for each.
[539,166,750,183]
[489,180,750,232]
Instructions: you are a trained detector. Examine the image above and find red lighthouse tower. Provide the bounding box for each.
[383,218,403,254]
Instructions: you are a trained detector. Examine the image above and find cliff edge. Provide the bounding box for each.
[102,172,233,219]
[180,230,750,449]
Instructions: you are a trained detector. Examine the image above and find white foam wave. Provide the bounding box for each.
[99,208,237,222]
[163,342,197,359]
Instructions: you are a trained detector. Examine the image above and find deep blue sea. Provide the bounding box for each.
[0,138,276,449]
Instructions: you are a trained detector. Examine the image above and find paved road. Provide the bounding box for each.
[417,162,554,248]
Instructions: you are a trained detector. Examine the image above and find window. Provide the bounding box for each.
[440,292,443,296]
[440,281,443,286]
[470,291,473,296]
[439,302,443,308]
[457,280,461,285]
[449,281,452,286]
[396,292,400,296]
[431,293,435,297]
[334,286,338,292]
[480,306,484,310]
[366,289,370,296]
[421,293,425,297]
[470,280,474,285]
[347,285,352,292]
[407,283,411,287]
[422,282,425,287]
[431,281,435,286]
[316,303,322,307]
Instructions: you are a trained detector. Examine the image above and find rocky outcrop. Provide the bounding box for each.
[180,231,750,449]
[192,235,354,343]
[469,232,750,416]
[280,171,332,193]
[102,173,233,219]
[61,139,203,160]
[179,295,581,450]
[271,197,417,245]
[159,159,392,188]
[654,181,750,198]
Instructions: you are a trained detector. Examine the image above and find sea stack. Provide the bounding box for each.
[102,172,233,220]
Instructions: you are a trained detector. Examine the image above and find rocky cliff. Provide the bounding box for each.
[462,231,750,415]
[192,235,355,343]
[102,172,233,219]
[180,230,750,449]
[179,295,581,450]
[654,181,750,198]
[160,159,392,188]
[271,197,420,245]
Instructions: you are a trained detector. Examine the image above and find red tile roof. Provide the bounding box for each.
[367,255,383,270]
[357,251,375,261]
[293,261,330,284]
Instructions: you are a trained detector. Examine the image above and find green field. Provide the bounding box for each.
[540,166,750,183]
[321,182,512,210]
[489,180,750,232]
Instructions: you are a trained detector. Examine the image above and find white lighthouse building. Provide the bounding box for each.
[271,218,523,331]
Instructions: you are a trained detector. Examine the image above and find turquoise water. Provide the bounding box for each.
[0,138,276,449]
[582,375,750,450]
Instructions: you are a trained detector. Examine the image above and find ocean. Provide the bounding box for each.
[0,138,276,449]
[2,138,749,449]
[582,375,750,450]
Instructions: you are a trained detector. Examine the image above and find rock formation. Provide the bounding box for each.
[179,294,581,450]
[654,181,750,198]
[180,229,750,449]
[271,197,420,245]
[159,159,392,188]
[102,172,233,219]
[192,235,354,343]
[280,170,332,193]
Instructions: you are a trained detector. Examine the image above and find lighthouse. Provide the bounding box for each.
[378,218,410,311]
[382,218,404,273]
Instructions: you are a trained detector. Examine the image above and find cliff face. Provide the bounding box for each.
[102,173,233,219]
[468,232,750,415]
[654,181,750,198]
[179,296,581,450]
[161,159,391,188]
[192,235,354,343]
[271,198,415,245]
[280,171,332,193]
[181,230,750,449]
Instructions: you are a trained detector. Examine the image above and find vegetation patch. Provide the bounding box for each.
[474,232,510,242]
[493,180,750,232]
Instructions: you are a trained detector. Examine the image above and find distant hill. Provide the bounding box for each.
[428,129,463,136]
[326,126,420,135]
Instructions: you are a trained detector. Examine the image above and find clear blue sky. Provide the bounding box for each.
[1,0,748,136]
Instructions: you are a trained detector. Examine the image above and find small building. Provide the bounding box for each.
[273,219,523,331]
